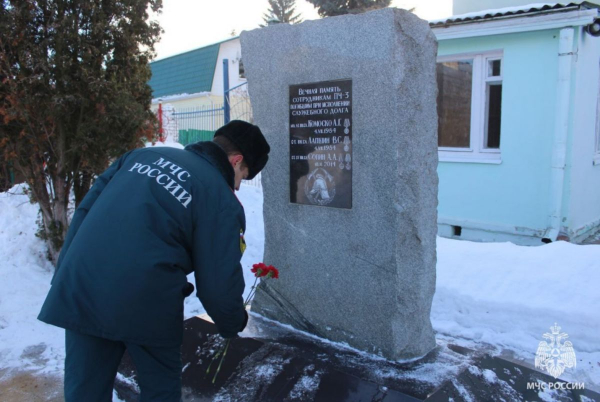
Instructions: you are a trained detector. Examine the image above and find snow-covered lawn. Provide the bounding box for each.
[434,237,600,388]
[1,183,598,391]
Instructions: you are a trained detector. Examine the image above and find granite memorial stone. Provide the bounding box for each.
[241,7,438,360]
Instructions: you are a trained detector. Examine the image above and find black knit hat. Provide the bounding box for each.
[214,120,270,180]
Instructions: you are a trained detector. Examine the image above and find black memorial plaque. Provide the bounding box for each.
[289,79,352,209]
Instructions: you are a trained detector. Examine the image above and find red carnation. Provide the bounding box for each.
[251,262,269,277]
[265,265,279,279]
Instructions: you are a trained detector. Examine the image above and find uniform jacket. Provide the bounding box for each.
[38,142,247,347]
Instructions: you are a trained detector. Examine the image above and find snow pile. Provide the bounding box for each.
[433,237,600,387]
[0,184,64,374]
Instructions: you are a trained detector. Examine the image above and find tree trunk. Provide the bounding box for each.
[28,165,69,266]
[73,170,92,208]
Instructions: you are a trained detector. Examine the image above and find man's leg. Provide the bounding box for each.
[64,329,126,402]
[126,343,182,402]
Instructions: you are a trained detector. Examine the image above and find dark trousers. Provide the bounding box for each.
[65,329,182,402]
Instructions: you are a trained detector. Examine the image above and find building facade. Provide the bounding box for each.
[433,2,600,244]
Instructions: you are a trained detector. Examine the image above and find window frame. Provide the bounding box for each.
[238,58,246,79]
[437,50,504,164]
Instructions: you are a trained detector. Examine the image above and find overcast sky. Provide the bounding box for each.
[153,0,453,60]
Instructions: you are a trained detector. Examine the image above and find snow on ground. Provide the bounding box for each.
[1,182,599,392]
[0,185,63,375]
[433,237,600,388]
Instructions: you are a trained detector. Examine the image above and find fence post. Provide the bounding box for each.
[223,59,230,124]
[158,103,165,142]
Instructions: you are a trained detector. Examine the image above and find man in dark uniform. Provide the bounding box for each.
[38,120,270,401]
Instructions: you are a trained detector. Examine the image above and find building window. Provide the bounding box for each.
[239,58,245,79]
[437,52,503,163]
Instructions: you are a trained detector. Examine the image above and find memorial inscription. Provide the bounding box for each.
[289,79,352,209]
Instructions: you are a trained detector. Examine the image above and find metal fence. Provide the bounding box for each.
[173,104,225,146]
[242,173,262,189]
[225,82,253,124]
[171,82,253,147]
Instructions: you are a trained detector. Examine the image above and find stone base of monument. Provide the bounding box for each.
[115,315,598,401]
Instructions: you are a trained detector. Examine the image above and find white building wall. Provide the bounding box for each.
[211,38,246,97]
[563,27,600,240]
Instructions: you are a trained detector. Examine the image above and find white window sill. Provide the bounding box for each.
[438,155,502,164]
[594,154,600,166]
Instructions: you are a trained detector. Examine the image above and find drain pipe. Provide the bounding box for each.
[547,27,575,241]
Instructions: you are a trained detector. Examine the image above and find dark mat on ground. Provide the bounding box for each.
[115,315,599,401]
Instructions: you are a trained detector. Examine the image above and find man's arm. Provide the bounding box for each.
[54,150,134,274]
[193,206,247,338]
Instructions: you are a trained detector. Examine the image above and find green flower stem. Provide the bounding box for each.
[244,289,256,306]
[244,277,260,306]
[205,347,223,375]
[212,339,231,384]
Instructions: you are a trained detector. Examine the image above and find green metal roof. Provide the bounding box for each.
[149,43,220,98]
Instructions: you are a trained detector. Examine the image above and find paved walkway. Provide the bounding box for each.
[0,369,63,402]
